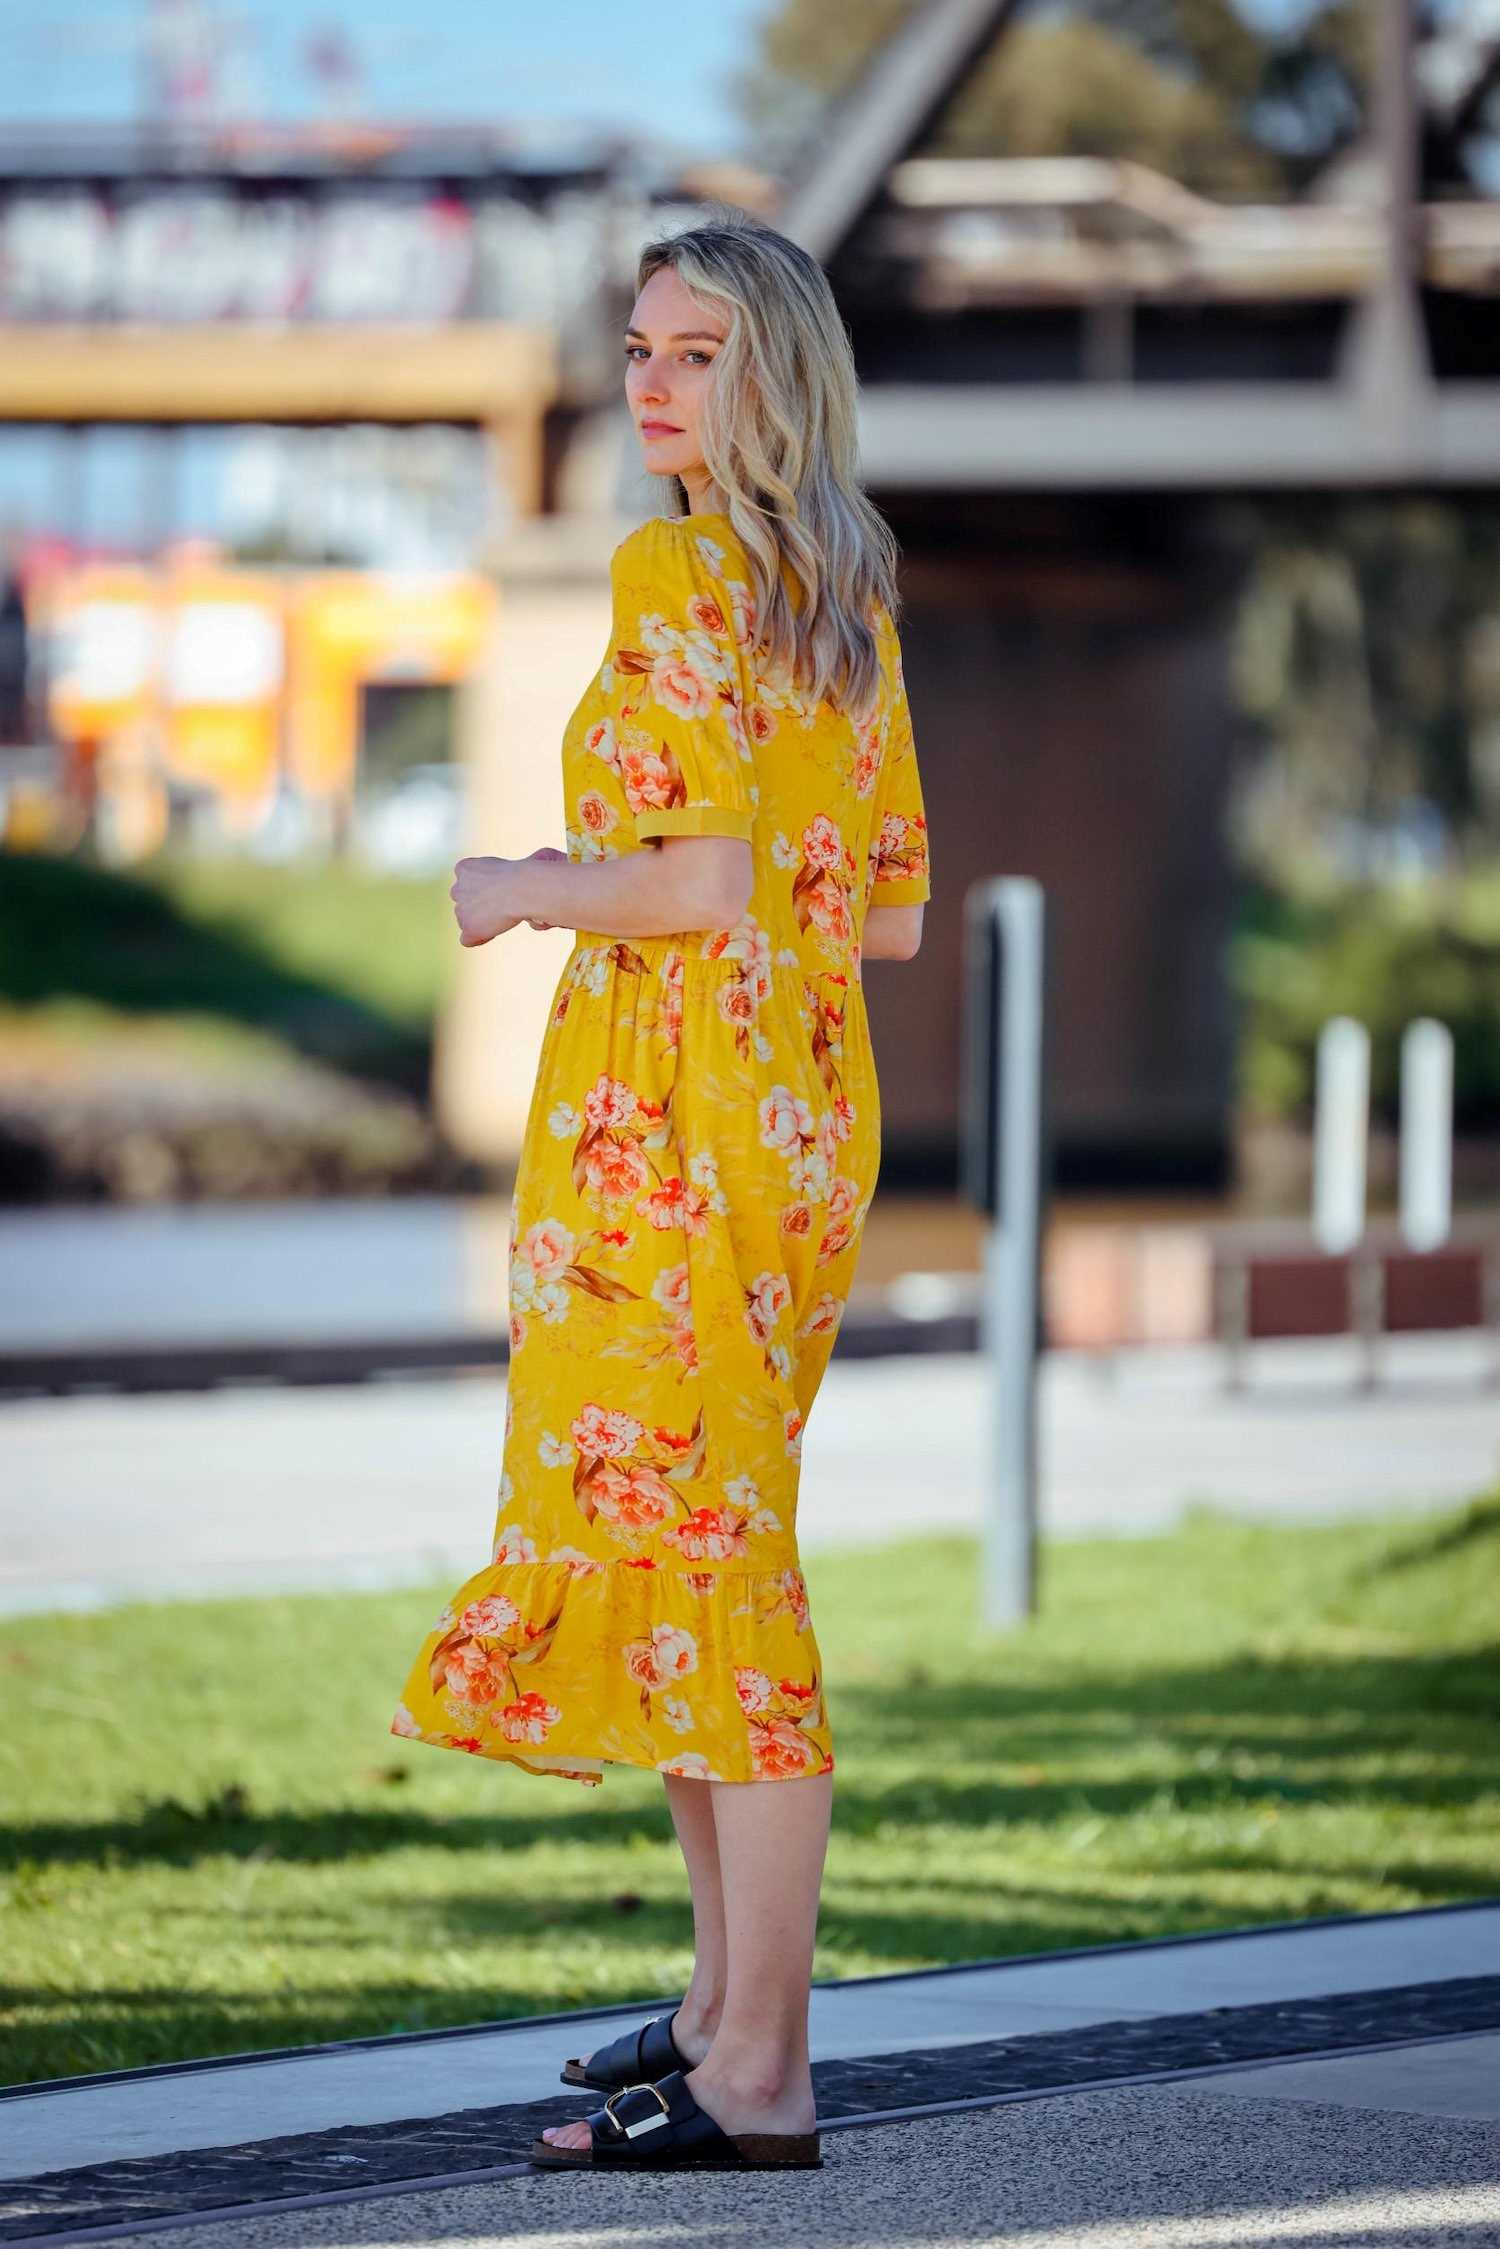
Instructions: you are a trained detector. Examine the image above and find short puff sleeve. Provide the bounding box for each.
[606,518,757,848]
[867,630,931,906]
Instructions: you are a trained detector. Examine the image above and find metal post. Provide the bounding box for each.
[960,877,1048,1631]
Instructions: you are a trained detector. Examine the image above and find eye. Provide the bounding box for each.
[623,346,713,365]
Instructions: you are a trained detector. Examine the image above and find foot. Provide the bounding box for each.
[543,2006,718,2151]
[539,2049,815,2154]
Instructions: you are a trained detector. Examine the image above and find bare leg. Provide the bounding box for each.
[541,1767,831,2149]
[546,1773,726,2095]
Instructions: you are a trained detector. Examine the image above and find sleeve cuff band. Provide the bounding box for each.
[869,876,930,905]
[636,807,755,842]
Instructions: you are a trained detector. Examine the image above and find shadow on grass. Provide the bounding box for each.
[0,852,431,1092]
[1337,1489,1500,1586]
[6,1642,1498,1878]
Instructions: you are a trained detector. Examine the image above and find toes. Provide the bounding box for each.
[542,2121,591,2149]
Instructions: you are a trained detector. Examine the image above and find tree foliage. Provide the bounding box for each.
[1229,500,1500,877]
[730,0,1373,200]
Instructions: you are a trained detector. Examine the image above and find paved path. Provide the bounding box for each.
[3,1906,1497,2244]
[91,2081,1498,2249]
[3,1331,1497,1615]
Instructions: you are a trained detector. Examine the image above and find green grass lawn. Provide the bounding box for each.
[0,850,452,1091]
[2,1497,1497,2088]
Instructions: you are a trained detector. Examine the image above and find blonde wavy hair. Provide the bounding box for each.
[637,209,902,729]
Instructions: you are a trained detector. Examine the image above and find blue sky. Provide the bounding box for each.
[1,0,1322,153]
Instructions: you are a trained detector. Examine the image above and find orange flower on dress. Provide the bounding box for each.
[749,1715,821,1777]
[443,1643,507,1707]
[495,1691,561,1744]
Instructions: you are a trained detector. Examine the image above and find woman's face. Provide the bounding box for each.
[625,266,727,510]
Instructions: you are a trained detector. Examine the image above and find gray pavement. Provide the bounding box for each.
[3,1330,1498,1615]
[84,2080,1500,2249]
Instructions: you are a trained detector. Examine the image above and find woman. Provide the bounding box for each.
[390,212,931,2174]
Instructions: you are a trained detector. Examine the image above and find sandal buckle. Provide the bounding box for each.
[603,2079,672,2139]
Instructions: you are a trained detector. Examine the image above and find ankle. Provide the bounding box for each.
[676,1987,724,2035]
[690,2030,807,2099]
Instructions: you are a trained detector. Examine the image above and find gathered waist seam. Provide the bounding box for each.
[568,937,862,988]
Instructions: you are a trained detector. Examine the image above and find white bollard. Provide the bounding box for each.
[1400,1018,1453,1252]
[1313,1017,1370,1255]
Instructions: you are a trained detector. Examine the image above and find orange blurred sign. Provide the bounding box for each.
[286,571,494,796]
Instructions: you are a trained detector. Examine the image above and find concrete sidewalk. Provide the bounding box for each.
[3,1902,1497,2245]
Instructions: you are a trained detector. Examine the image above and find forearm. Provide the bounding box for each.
[508,844,721,939]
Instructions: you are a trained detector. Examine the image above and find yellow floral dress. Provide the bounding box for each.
[390,511,931,1785]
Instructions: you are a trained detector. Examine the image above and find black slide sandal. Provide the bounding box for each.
[560,2006,691,2090]
[531,2068,822,2171]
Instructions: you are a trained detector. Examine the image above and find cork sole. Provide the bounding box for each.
[530,2133,823,2170]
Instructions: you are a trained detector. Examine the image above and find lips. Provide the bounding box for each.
[641,422,681,434]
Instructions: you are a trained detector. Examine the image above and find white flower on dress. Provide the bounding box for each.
[655,1751,722,1779]
[492,1521,539,1565]
[744,1270,792,1346]
[798,1291,844,1339]
[390,1703,423,1738]
[792,1146,832,1204]
[663,1696,695,1733]
[548,1102,582,1138]
[652,1264,693,1315]
[759,1084,814,1158]
[460,1594,521,1636]
[684,1150,730,1212]
[572,1403,647,1458]
[770,832,799,868]
[539,1429,576,1468]
[624,1622,700,1689]
[521,1220,577,1279]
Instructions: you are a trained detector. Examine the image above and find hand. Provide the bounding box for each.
[451,856,522,948]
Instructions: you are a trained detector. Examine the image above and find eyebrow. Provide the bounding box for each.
[625,327,725,344]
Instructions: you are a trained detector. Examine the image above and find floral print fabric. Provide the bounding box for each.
[390,512,931,1785]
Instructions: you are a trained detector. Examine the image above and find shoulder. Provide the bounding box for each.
[610,514,742,592]
[609,519,746,655]
[612,514,713,570]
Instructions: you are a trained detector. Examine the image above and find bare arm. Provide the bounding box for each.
[452,837,753,948]
[862,902,924,961]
